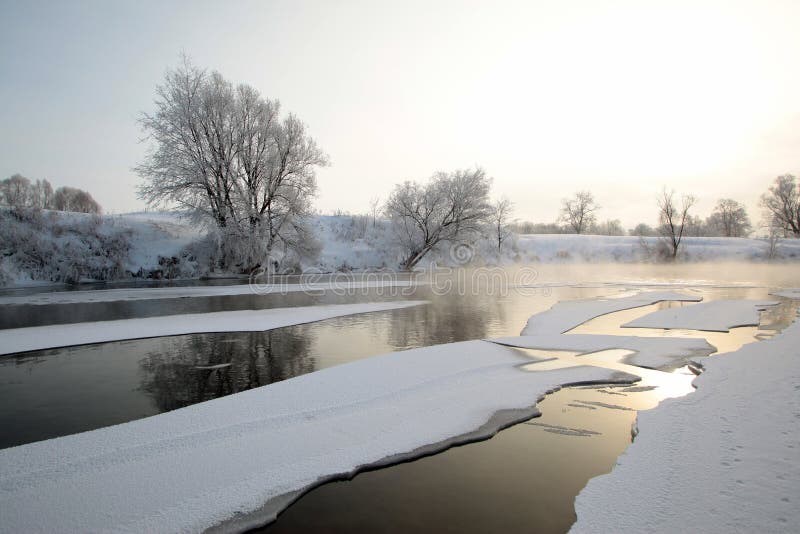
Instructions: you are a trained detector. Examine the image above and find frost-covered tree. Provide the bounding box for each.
[592,219,625,236]
[369,196,381,228]
[53,186,101,213]
[0,174,32,209]
[32,179,54,209]
[560,190,598,234]
[385,167,492,270]
[760,174,800,237]
[135,58,328,272]
[489,198,514,253]
[657,188,696,259]
[630,223,656,237]
[707,198,751,237]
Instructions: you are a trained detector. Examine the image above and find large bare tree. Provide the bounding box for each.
[760,174,800,237]
[136,58,328,271]
[385,167,492,270]
[657,188,696,259]
[560,190,598,234]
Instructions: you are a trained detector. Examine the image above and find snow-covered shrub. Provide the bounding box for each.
[0,208,132,285]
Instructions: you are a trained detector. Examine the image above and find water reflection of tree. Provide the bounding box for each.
[139,329,316,413]
[387,291,501,349]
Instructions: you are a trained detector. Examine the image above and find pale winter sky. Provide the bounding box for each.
[1,0,799,227]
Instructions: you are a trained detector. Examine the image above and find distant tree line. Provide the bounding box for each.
[0,174,101,214]
[512,191,755,239]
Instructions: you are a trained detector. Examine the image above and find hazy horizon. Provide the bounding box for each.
[2,0,799,228]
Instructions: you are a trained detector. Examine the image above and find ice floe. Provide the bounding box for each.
[521,291,702,335]
[623,299,778,332]
[489,334,714,369]
[0,301,427,355]
[770,288,800,299]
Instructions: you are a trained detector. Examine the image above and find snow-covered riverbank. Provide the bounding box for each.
[572,300,800,532]
[3,210,800,287]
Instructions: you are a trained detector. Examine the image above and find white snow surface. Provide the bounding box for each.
[0,279,423,306]
[113,212,206,273]
[770,288,800,299]
[571,313,800,533]
[489,334,715,369]
[521,291,703,335]
[623,299,778,332]
[0,301,427,355]
[0,341,635,533]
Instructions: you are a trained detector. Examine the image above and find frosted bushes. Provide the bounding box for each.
[0,208,133,285]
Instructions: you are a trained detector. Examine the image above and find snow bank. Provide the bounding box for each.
[0,301,427,355]
[111,211,205,273]
[0,278,424,306]
[489,334,714,369]
[521,291,702,335]
[0,341,637,533]
[571,312,800,533]
[623,299,778,332]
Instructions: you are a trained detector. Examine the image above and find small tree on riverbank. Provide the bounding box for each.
[559,191,598,234]
[385,167,492,270]
[657,188,696,259]
[489,198,514,253]
[760,174,800,237]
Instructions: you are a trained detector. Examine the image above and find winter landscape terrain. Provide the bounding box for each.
[2,210,800,288]
[3,1,800,532]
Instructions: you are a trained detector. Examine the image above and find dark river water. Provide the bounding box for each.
[0,263,798,532]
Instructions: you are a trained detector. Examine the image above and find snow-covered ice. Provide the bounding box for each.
[0,341,637,533]
[521,291,702,335]
[0,301,427,355]
[770,288,800,299]
[489,334,715,369]
[0,279,423,306]
[571,311,800,533]
[623,299,778,332]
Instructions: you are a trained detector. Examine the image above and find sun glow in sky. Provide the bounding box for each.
[1,0,799,227]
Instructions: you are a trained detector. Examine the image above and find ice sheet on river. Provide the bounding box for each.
[623,299,778,332]
[770,288,800,299]
[0,340,637,533]
[0,301,427,355]
[0,279,423,306]
[489,334,715,369]
[521,291,702,335]
[571,312,800,533]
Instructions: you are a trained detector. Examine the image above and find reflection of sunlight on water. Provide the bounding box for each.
[516,294,790,415]
[520,349,696,410]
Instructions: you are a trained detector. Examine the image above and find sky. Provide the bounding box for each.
[1,0,799,227]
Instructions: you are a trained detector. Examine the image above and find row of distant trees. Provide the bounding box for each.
[0,174,101,214]
[516,176,800,241]
[545,190,754,238]
[509,176,800,259]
